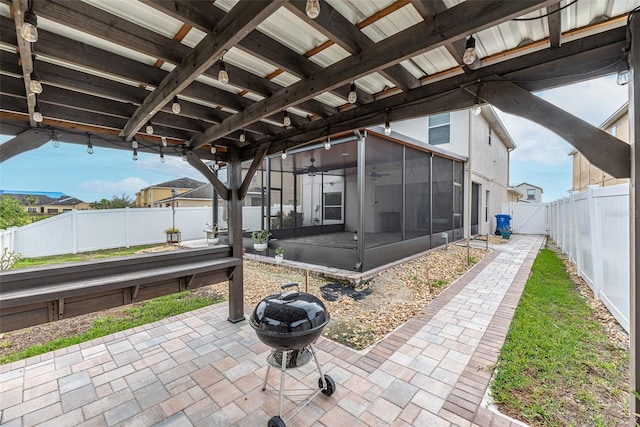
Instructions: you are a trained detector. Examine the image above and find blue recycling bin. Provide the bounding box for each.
[495,214,511,235]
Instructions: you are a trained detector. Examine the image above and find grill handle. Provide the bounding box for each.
[280,283,300,300]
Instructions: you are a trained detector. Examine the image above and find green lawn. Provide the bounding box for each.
[0,291,222,365]
[491,248,629,426]
[11,244,168,269]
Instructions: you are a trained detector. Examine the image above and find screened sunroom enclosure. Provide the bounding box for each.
[255,131,465,272]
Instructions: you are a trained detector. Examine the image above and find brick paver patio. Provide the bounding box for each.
[0,235,544,426]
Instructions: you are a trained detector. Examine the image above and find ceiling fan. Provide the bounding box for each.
[306,158,318,176]
[369,166,390,180]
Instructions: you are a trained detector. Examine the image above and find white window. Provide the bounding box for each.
[428,113,450,145]
[527,189,535,200]
[610,124,617,136]
[485,190,490,222]
[323,192,343,222]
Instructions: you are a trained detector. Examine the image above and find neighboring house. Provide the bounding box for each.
[0,190,90,214]
[391,105,518,236]
[570,103,629,192]
[152,183,264,208]
[514,183,544,203]
[136,177,205,208]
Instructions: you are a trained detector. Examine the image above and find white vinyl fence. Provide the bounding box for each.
[501,202,548,235]
[548,184,630,332]
[0,206,263,258]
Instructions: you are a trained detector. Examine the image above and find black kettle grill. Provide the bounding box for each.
[250,283,336,427]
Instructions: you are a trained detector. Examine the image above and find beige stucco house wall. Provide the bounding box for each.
[570,103,629,192]
[136,177,205,208]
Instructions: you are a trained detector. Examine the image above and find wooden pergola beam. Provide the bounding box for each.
[184,150,230,201]
[10,0,35,127]
[138,0,340,116]
[0,128,52,162]
[121,0,284,140]
[188,0,556,149]
[547,3,562,48]
[480,78,630,178]
[242,25,625,159]
[239,144,270,200]
[286,0,420,91]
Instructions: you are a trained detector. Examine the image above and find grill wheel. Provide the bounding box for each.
[319,374,335,396]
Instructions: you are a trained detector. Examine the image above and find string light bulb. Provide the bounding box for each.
[324,126,331,150]
[218,58,229,84]
[171,96,181,114]
[161,136,167,147]
[29,54,42,93]
[159,145,165,163]
[348,82,357,104]
[306,0,320,19]
[21,8,38,42]
[29,69,42,94]
[145,121,154,135]
[472,103,482,116]
[51,133,60,148]
[239,129,246,142]
[33,102,43,123]
[283,110,291,127]
[384,109,391,136]
[131,138,138,149]
[132,148,138,161]
[87,135,94,154]
[213,159,220,171]
[211,145,216,155]
[281,150,287,160]
[617,55,631,86]
[463,35,477,65]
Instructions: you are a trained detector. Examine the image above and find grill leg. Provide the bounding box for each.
[310,344,325,383]
[262,364,271,391]
[278,350,288,418]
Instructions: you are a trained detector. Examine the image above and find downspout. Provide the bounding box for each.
[466,109,473,238]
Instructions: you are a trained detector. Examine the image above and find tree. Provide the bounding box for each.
[90,194,136,209]
[0,197,30,228]
[22,195,38,206]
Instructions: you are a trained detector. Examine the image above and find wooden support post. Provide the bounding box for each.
[227,147,245,323]
[185,275,196,290]
[305,269,309,293]
[131,284,140,302]
[630,9,639,425]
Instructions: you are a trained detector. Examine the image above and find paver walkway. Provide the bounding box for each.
[0,235,544,427]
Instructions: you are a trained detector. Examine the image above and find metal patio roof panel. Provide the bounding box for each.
[411,47,460,77]
[81,0,184,40]
[307,43,351,69]
[1,0,638,165]
[326,0,398,25]
[258,7,330,55]
[359,5,423,43]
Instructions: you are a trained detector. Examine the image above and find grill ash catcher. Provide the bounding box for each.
[250,283,336,427]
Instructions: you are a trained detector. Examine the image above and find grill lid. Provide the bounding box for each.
[250,283,329,338]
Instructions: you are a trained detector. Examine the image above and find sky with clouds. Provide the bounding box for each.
[0,75,630,203]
